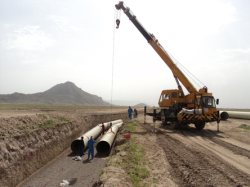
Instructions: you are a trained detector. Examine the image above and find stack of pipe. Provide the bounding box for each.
[96,122,123,155]
[226,111,250,120]
[220,111,250,120]
[71,119,122,154]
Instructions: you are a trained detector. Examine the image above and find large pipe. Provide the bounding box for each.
[96,122,123,155]
[226,111,250,120]
[71,119,122,154]
[220,111,229,120]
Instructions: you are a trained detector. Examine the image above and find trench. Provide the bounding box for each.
[0,112,128,187]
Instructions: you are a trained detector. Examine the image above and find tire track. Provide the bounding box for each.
[141,123,250,186]
[200,131,250,160]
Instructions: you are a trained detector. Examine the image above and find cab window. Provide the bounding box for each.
[201,96,216,108]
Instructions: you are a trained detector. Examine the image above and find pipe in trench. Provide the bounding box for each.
[71,119,122,154]
[96,122,123,155]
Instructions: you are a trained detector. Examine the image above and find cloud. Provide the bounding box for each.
[5,25,54,51]
[48,15,81,33]
[142,0,239,57]
[219,48,250,55]
[217,48,250,62]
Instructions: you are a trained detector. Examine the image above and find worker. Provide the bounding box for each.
[134,108,138,118]
[101,123,105,135]
[87,136,96,160]
[128,106,133,119]
[110,122,114,133]
[79,136,84,157]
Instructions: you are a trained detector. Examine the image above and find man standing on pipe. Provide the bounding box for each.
[101,123,105,135]
[87,136,96,160]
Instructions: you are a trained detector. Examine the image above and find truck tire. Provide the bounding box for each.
[194,121,205,130]
[174,122,182,129]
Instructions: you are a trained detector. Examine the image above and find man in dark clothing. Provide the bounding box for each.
[128,106,133,119]
[87,136,96,160]
[101,123,105,135]
[79,136,84,157]
[110,122,115,133]
[134,108,138,118]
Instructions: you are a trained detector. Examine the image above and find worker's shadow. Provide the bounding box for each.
[94,152,109,158]
[82,159,92,163]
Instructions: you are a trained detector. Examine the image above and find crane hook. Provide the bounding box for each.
[116,19,120,29]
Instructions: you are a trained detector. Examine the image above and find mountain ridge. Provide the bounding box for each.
[0,81,109,106]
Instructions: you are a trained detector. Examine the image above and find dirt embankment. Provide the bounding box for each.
[0,111,128,187]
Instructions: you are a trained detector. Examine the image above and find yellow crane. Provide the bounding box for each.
[115,1,220,130]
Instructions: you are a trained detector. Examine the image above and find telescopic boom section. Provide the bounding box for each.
[115,1,198,94]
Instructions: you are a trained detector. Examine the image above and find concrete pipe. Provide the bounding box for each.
[71,119,122,154]
[96,122,123,155]
[226,111,250,120]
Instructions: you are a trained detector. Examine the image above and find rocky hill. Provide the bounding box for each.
[0,81,109,106]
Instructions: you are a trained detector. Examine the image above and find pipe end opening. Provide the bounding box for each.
[71,140,85,155]
[96,141,111,155]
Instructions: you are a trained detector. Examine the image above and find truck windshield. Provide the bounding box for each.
[201,96,216,108]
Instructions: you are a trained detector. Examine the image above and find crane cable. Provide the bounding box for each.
[165,47,205,89]
[110,9,121,119]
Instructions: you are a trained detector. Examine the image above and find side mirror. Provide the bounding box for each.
[216,99,219,105]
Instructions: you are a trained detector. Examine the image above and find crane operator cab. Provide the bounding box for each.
[158,89,184,109]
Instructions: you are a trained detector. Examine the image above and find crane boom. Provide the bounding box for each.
[115,1,197,94]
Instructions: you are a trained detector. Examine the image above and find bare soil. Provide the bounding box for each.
[100,116,250,186]
[1,107,250,187]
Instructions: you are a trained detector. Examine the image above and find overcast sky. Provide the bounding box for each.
[0,0,250,108]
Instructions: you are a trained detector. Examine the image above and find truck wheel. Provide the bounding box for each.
[194,121,205,130]
[174,122,182,129]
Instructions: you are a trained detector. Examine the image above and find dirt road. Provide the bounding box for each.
[140,117,250,186]
[17,147,106,187]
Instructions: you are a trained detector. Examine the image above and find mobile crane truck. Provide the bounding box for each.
[115,1,220,130]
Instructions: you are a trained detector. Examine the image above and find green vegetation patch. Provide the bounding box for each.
[125,121,138,132]
[103,121,149,186]
[40,119,56,128]
[128,138,149,186]
[123,122,149,186]
[239,124,250,131]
